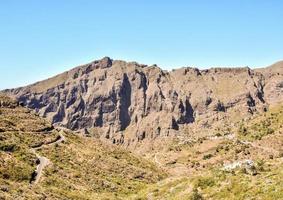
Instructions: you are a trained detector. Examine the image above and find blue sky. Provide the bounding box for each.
[0,0,283,89]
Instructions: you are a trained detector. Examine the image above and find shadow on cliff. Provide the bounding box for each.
[119,73,131,131]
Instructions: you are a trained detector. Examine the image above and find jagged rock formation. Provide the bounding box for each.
[3,58,283,145]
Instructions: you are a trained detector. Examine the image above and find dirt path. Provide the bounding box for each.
[31,151,49,185]
[30,130,66,185]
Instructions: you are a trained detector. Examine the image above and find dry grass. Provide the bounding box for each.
[0,96,166,199]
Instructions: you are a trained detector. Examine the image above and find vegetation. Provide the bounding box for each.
[238,104,283,141]
[130,103,283,199]
[132,160,283,200]
[0,96,166,199]
[1,96,283,199]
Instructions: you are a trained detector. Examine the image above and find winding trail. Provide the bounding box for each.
[30,130,66,185]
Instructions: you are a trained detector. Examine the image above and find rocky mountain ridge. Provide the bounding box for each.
[3,58,283,146]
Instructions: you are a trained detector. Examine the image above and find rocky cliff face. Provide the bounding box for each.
[3,58,283,145]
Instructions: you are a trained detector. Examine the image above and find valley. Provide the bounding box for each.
[0,58,283,199]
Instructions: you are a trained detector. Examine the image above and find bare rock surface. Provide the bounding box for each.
[3,58,283,146]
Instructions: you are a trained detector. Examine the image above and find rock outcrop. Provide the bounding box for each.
[3,57,283,145]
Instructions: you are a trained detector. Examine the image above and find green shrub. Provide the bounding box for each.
[0,143,17,152]
[256,160,265,172]
[203,154,213,160]
[0,160,33,181]
[190,188,203,200]
[195,177,215,189]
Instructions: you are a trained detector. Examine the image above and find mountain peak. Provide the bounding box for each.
[95,56,112,69]
[4,59,283,148]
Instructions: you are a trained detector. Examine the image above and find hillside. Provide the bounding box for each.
[131,102,283,199]
[2,95,281,199]
[1,58,283,199]
[0,95,165,199]
[3,58,283,152]
[1,95,283,199]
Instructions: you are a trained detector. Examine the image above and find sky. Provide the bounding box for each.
[0,0,283,89]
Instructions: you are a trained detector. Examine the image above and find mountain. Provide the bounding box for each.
[3,58,283,150]
[255,61,283,104]
[1,58,283,199]
[0,95,165,199]
[1,91,283,199]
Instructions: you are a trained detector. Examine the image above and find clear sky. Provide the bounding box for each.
[0,0,283,89]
